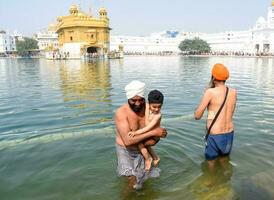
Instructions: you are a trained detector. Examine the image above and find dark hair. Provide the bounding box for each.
[208,76,215,88]
[148,90,164,104]
[208,76,226,88]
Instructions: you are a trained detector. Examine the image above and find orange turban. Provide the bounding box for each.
[211,63,229,81]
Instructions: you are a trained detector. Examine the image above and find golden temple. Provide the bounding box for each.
[55,5,110,59]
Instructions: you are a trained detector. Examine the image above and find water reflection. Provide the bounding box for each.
[59,60,113,124]
[188,158,234,200]
[239,168,274,199]
[59,60,111,103]
[1,56,274,199]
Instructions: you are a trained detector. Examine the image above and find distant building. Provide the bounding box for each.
[111,1,274,55]
[0,30,17,54]
[54,5,111,59]
[40,1,274,56]
[110,31,182,54]
[35,24,58,51]
[199,1,274,54]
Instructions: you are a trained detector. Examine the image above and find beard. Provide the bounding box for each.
[128,101,145,113]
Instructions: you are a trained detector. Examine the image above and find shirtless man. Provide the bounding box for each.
[115,80,167,189]
[195,63,237,170]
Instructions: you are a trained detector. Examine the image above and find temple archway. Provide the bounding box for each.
[263,44,270,53]
[255,44,259,53]
[87,47,97,53]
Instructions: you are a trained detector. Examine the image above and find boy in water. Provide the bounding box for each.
[128,90,164,171]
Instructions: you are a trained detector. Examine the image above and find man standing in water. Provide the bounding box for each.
[195,63,237,170]
[115,80,167,189]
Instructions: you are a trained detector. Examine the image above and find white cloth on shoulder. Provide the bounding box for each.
[125,80,145,99]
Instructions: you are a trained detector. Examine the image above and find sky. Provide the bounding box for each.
[0,0,272,36]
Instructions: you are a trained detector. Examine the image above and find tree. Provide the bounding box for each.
[178,37,211,54]
[16,37,39,56]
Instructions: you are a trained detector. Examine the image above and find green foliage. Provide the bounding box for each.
[16,37,39,56]
[178,37,211,54]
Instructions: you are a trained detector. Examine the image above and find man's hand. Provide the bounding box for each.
[128,131,137,137]
[142,128,167,147]
[155,127,167,138]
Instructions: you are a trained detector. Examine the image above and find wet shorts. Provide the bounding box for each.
[205,131,234,160]
[116,143,160,189]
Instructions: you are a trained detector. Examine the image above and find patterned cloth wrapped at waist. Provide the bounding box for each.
[116,143,160,189]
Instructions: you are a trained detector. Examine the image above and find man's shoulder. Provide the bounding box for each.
[115,104,128,115]
[205,88,214,96]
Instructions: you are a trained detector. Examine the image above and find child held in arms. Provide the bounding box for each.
[128,90,164,170]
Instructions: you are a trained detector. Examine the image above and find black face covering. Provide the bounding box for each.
[128,100,145,113]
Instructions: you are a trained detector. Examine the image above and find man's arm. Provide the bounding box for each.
[231,89,237,115]
[194,90,212,120]
[132,115,161,136]
[115,109,166,146]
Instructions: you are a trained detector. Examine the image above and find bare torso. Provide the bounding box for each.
[115,102,164,149]
[207,86,237,134]
[115,104,146,149]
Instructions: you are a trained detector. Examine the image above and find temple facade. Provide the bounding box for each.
[54,5,110,59]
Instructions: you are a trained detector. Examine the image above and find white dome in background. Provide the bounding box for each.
[256,16,266,24]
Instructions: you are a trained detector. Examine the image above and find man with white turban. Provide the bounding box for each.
[115,80,167,190]
[125,80,146,113]
[125,80,146,99]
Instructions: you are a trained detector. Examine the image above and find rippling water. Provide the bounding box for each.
[0,56,274,200]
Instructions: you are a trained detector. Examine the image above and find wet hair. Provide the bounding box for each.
[148,90,164,104]
[208,76,215,88]
[208,76,226,88]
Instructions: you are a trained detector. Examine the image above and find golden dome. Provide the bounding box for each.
[99,7,107,18]
[48,23,57,32]
[99,7,107,13]
[70,4,77,10]
[57,17,62,22]
[69,4,78,15]
[78,12,85,17]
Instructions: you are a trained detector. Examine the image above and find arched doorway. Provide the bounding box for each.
[86,46,99,59]
[87,47,97,53]
[255,44,259,53]
[263,44,270,54]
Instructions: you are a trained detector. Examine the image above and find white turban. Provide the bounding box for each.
[125,80,146,99]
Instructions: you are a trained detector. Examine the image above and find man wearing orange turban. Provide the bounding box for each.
[194,63,237,171]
